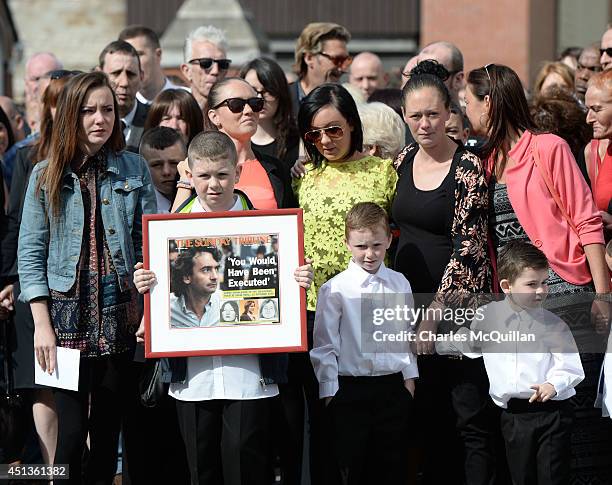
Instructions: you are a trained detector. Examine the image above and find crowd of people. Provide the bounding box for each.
[0,17,611,485]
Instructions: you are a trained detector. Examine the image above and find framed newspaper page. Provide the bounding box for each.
[142,209,307,357]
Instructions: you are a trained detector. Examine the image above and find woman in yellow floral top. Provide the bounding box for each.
[294,83,397,311]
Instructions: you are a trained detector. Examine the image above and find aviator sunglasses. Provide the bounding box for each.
[188,57,232,72]
[303,125,344,144]
[212,97,265,113]
[318,52,353,70]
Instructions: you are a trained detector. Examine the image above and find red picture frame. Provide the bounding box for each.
[142,209,307,358]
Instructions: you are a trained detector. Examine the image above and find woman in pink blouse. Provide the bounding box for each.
[465,63,612,483]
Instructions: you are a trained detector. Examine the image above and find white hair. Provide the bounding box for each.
[184,25,228,62]
[341,82,366,104]
[358,102,406,160]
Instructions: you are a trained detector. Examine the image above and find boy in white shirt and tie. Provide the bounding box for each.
[310,202,418,484]
[439,240,584,485]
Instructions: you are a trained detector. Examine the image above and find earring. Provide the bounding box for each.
[479,112,487,127]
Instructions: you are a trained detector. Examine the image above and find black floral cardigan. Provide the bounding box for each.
[394,143,492,305]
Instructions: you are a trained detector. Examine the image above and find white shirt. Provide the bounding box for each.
[136,77,183,105]
[154,188,171,214]
[437,299,584,408]
[599,332,612,417]
[121,101,138,142]
[310,260,418,399]
[169,194,279,401]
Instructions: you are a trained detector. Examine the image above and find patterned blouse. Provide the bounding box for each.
[394,144,491,302]
[294,156,397,311]
[49,153,140,357]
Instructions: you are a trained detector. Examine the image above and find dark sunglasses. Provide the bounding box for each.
[303,125,344,144]
[46,69,83,80]
[213,97,264,113]
[318,52,353,70]
[601,48,612,58]
[577,63,603,73]
[188,58,232,72]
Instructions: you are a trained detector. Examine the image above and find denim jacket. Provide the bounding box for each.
[18,150,157,302]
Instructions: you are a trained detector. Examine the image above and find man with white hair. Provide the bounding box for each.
[418,41,464,101]
[348,52,387,100]
[24,52,62,131]
[180,25,230,109]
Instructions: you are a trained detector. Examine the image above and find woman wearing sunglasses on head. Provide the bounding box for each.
[466,64,611,483]
[173,77,295,211]
[239,57,300,169]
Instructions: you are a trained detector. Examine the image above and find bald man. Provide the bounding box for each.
[24,52,62,131]
[601,27,612,70]
[418,41,464,101]
[348,52,386,99]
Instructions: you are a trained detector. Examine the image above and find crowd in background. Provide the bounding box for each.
[0,16,611,485]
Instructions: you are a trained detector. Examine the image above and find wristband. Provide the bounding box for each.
[176,180,191,190]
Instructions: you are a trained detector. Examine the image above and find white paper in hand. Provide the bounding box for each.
[34,347,80,391]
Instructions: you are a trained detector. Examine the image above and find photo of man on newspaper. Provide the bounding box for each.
[168,233,281,328]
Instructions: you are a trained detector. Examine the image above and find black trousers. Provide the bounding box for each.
[501,399,573,485]
[327,373,413,485]
[271,352,308,485]
[174,397,272,485]
[53,353,134,485]
[121,359,189,485]
[273,311,330,485]
[415,355,503,485]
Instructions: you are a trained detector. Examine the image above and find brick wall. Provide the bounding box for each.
[420,0,556,88]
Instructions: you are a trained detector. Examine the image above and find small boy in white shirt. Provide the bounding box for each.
[310,202,418,484]
[439,240,584,485]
